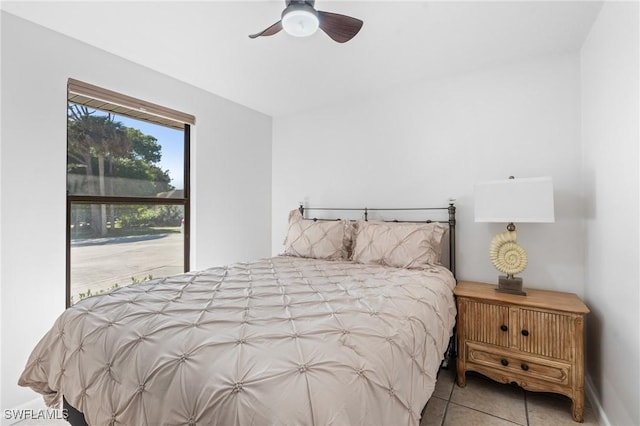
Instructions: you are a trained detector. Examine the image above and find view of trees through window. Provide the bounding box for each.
[67,103,188,306]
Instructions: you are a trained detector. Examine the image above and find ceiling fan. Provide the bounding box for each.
[249,0,363,43]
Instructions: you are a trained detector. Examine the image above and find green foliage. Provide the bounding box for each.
[67,105,130,164]
[67,104,173,197]
[73,282,120,304]
[131,275,153,284]
[72,275,155,304]
[126,128,162,163]
[117,205,182,228]
[111,157,172,195]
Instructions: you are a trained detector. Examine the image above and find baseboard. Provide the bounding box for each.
[1,396,61,426]
[585,374,611,426]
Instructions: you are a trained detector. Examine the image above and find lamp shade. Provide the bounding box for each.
[474,176,555,223]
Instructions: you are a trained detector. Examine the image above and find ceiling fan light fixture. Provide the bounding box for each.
[281,5,319,37]
[249,0,362,43]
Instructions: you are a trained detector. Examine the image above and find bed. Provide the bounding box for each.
[19,204,457,426]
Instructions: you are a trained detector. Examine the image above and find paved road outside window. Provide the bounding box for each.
[70,232,183,303]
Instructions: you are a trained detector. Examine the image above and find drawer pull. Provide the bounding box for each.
[500,324,508,332]
[521,363,529,371]
[501,358,509,366]
[521,329,529,337]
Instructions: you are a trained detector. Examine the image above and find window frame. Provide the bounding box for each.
[65,82,192,308]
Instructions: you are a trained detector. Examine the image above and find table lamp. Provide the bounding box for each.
[474,176,555,295]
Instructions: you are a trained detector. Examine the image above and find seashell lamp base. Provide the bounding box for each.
[497,275,527,296]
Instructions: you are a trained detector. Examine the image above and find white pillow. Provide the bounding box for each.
[283,209,351,260]
[352,220,447,268]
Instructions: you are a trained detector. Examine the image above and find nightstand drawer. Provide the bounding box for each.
[466,342,571,385]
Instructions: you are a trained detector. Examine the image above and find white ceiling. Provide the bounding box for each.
[2,1,603,117]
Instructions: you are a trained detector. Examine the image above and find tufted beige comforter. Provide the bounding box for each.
[19,256,456,426]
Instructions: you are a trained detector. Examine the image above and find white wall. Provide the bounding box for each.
[0,12,272,414]
[580,2,639,425]
[273,53,584,296]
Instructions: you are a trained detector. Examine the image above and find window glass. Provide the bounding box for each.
[67,104,184,198]
[67,98,189,307]
[69,203,184,305]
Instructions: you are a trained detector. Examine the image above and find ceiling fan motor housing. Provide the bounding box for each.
[285,0,316,7]
[282,1,318,19]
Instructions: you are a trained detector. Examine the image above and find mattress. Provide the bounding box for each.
[19,256,456,425]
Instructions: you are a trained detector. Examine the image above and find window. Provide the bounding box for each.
[66,79,194,306]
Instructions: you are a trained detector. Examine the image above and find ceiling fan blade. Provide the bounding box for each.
[317,11,363,43]
[249,20,283,39]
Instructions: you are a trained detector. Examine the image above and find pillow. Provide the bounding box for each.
[283,209,351,260]
[351,220,448,269]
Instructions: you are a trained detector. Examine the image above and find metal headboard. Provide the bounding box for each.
[298,202,457,278]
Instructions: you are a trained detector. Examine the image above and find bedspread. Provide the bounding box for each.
[19,256,456,426]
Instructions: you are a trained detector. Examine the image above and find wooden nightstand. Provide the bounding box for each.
[454,281,590,422]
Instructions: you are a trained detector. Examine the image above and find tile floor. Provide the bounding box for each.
[15,367,600,426]
[421,367,600,426]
